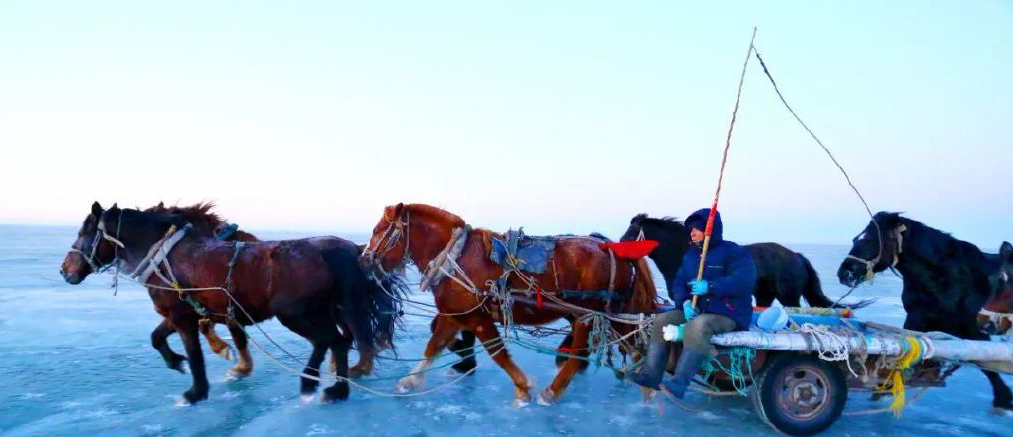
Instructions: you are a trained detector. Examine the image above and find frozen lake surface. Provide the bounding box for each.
[0,224,1007,436]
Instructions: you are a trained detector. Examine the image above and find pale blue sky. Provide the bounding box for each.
[1,1,1010,247]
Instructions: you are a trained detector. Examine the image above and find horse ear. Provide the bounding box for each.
[1002,242,1012,262]
[91,201,103,216]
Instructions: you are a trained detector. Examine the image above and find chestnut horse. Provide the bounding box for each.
[978,242,1013,336]
[62,203,401,403]
[360,203,656,405]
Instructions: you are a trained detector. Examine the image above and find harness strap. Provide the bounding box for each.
[420,225,470,291]
[979,308,1013,335]
[130,224,192,285]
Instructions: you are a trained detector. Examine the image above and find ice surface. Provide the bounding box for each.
[0,225,1007,436]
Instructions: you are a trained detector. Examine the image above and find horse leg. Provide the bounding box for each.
[539,317,591,405]
[323,334,352,402]
[276,313,334,401]
[469,317,532,407]
[151,319,188,374]
[963,325,1013,411]
[199,319,235,362]
[554,315,587,371]
[451,330,479,374]
[396,315,461,393]
[754,281,775,308]
[779,279,802,308]
[984,369,1013,412]
[226,322,253,378]
[175,317,210,404]
[430,315,477,374]
[346,323,374,378]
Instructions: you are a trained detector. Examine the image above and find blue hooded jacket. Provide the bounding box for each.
[671,208,757,330]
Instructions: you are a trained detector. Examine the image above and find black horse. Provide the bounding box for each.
[622,214,866,308]
[443,213,870,375]
[837,212,1012,412]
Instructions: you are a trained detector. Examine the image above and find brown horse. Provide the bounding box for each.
[360,203,656,405]
[978,242,1013,335]
[62,203,401,404]
[60,202,256,376]
[61,202,385,381]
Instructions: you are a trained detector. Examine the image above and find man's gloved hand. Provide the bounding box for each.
[662,324,686,342]
[682,300,697,322]
[689,279,709,296]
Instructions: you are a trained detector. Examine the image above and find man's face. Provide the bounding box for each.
[690,227,704,245]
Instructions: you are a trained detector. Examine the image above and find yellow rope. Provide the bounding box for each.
[875,336,922,416]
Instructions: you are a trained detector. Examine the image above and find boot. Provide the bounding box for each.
[661,348,708,399]
[626,339,670,390]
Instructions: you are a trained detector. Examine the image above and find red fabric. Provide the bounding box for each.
[599,240,659,260]
[704,206,718,237]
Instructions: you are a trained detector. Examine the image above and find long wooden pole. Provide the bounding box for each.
[693,27,757,310]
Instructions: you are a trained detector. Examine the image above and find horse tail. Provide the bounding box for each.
[797,254,834,308]
[797,253,875,310]
[323,247,404,354]
[628,258,659,314]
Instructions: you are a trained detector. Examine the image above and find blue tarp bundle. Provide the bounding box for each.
[489,228,556,274]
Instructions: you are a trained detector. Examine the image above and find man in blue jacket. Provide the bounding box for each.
[628,208,757,401]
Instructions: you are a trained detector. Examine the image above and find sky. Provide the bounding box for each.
[1,1,1011,247]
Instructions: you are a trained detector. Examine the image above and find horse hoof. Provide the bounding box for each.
[991,407,1013,417]
[396,376,422,393]
[348,367,371,379]
[300,393,316,405]
[174,397,192,407]
[323,385,350,403]
[536,389,556,406]
[513,398,530,408]
[182,388,208,405]
[227,367,252,380]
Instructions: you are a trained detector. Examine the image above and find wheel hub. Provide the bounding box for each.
[777,365,830,420]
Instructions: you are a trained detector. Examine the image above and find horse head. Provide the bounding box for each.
[979,242,1013,335]
[60,201,119,284]
[620,213,649,242]
[837,212,907,288]
[361,203,411,277]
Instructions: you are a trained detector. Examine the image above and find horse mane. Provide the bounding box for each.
[407,204,467,228]
[634,213,686,230]
[884,213,986,265]
[143,202,258,241]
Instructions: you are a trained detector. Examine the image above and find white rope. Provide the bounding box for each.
[799,323,860,377]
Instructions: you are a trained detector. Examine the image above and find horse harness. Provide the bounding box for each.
[121,222,246,323]
[846,224,907,283]
[71,209,126,272]
[368,208,630,318]
[978,308,1013,336]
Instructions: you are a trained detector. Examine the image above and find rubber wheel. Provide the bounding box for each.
[750,353,847,436]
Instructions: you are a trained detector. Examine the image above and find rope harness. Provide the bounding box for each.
[844,224,907,284]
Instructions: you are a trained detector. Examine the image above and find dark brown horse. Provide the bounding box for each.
[60,202,256,376]
[360,203,656,405]
[61,203,400,404]
[61,202,385,382]
[978,242,1013,335]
